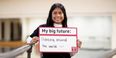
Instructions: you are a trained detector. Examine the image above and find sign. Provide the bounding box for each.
[39,27,78,52]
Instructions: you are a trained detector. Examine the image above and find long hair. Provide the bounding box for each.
[46,3,67,27]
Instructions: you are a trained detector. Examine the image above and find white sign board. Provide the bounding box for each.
[39,27,78,52]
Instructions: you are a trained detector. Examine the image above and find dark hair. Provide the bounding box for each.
[46,3,67,27]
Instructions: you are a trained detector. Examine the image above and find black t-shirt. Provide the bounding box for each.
[30,24,47,38]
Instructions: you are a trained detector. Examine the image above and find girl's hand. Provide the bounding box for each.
[78,40,82,48]
[31,36,39,44]
[70,40,82,56]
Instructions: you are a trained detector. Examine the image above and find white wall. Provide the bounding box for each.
[112,14,116,49]
[0,0,116,18]
[68,16,112,49]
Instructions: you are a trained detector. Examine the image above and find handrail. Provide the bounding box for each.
[100,48,116,58]
[0,41,34,58]
[0,45,31,58]
[0,41,116,58]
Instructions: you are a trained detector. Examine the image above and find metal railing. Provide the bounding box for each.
[0,41,33,58]
[0,41,116,58]
[0,45,31,58]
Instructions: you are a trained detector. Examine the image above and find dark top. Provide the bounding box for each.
[30,24,71,58]
[30,24,47,38]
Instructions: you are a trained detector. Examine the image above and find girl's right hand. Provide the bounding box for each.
[31,36,39,44]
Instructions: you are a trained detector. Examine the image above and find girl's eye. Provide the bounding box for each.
[59,12,62,14]
[53,12,57,14]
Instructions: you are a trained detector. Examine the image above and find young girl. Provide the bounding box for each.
[27,3,82,58]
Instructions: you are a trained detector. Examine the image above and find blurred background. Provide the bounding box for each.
[0,0,116,58]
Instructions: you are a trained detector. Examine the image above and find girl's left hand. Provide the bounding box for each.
[78,40,82,48]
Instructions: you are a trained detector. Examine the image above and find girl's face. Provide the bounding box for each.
[52,8,64,24]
